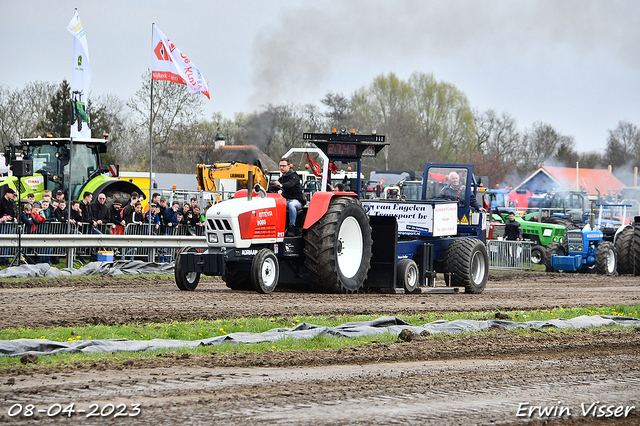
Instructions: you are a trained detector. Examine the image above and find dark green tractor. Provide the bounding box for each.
[71,90,91,132]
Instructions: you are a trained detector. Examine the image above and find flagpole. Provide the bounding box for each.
[67,9,77,236]
[148,23,154,237]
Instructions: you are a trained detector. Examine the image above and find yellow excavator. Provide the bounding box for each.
[196,161,268,196]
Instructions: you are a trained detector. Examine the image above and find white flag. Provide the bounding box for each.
[67,9,92,138]
[152,25,210,99]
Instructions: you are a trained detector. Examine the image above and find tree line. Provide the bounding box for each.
[1,71,639,186]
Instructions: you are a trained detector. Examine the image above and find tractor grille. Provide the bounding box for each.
[207,218,232,231]
[253,225,277,238]
[566,231,583,253]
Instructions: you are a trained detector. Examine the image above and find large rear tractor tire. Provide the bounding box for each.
[443,238,488,294]
[531,245,546,265]
[304,196,372,293]
[595,241,617,275]
[397,258,419,293]
[175,248,200,291]
[614,226,634,275]
[635,224,640,276]
[251,249,279,294]
[223,268,252,291]
[543,242,566,272]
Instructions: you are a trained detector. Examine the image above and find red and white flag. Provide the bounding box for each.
[152,25,210,99]
[306,153,321,177]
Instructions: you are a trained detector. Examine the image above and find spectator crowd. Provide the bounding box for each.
[0,189,207,265]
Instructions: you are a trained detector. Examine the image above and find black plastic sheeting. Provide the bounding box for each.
[0,261,173,278]
[1,315,638,357]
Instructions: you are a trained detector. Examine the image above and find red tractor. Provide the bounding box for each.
[175,131,387,294]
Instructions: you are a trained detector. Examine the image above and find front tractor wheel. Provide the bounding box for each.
[444,238,488,294]
[531,245,546,265]
[304,196,373,293]
[595,241,617,275]
[544,242,566,272]
[251,249,279,294]
[175,248,200,291]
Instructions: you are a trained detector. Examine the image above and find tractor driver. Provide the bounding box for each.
[273,158,306,236]
[438,171,485,212]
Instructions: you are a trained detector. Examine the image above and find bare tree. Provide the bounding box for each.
[0,81,57,146]
[84,93,128,166]
[517,122,572,175]
[231,103,324,161]
[471,109,521,184]
[577,151,604,169]
[473,109,520,161]
[126,71,204,172]
[321,92,350,128]
[604,120,640,169]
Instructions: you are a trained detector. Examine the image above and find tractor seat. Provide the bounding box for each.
[285,204,308,229]
[601,226,615,241]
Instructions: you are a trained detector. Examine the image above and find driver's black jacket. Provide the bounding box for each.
[276,169,306,205]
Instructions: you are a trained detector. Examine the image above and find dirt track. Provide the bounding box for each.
[0,272,639,424]
[0,272,639,329]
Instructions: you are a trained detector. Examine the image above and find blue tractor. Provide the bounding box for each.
[545,206,617,275]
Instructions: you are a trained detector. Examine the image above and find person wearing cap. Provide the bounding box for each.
[144,203,160,234]
[0,187,17,222]
[56,190,65,202]
[108,200,125,227]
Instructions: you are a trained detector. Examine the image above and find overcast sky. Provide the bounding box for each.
[2,0,638,153]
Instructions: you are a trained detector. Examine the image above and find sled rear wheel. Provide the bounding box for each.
[397,258,419,293]
[444,238,488,294]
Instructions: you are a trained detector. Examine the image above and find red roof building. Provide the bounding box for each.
[514,166,625,197]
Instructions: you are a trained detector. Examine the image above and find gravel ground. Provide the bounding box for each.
[0,271,638,424]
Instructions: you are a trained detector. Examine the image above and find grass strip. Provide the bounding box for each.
[0,304,638,369]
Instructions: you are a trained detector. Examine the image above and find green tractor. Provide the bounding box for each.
[1,136,144,204]
[489,212,566,265]
[71,90,91,132]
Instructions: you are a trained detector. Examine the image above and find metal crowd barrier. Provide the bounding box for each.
[159,224,206,262]
[486,240,532,271]
[0,223,23,261]
[0,222,207,266]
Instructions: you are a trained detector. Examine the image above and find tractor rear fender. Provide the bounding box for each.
[302,192,359,229]
[84,175,146,203]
